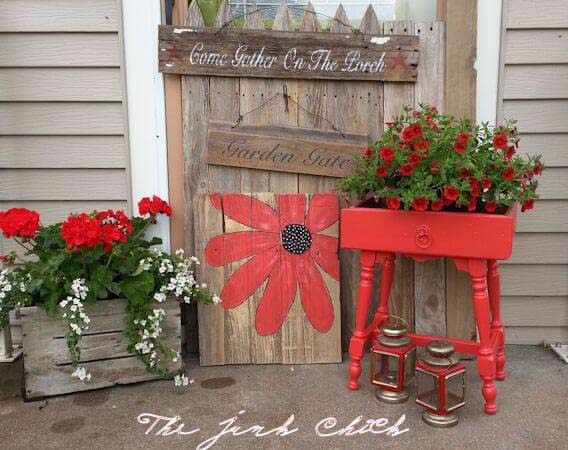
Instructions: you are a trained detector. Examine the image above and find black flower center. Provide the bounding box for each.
[281,224,312,255]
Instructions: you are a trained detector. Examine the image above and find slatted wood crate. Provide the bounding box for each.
[20,299,181,400]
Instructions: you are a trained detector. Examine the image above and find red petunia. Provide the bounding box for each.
[380,145,395,162]
[505,145,516,159]
[484,202,497,213]
[454,140,467,154]
[460,168,471,179]
[482,178,492,191]
[430,161,441,174]
[493,133,508,150]
[205,193,339,335]
[400,163,415,176]
[443,185,460,202]
[431,199,444,211]
[415,140,430,151]
[386,197,401,210]
[411,197,429,211]
[61,213,103,250]
[362,147,372,158]
[138,195,172,217]
[0,208,40,238]
[411,123,423,137]
[408,152,421,166]
[375,165,388,177]
[533,162,542,175]
[502,166,515,181]
[402,127,416,143]
[521,199,535,212]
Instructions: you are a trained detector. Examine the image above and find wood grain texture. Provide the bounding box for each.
[501,265,568,296]
[0,68,123,101]
[517,134,568,167]
[504,30,568,64]
[506,0,568,29]
[516,201,568,232]
[0,102,124,135]
[0,136,127,168]
[506,233,568,264]
[0,33,120,67]
[505,326,568,345]
[20,299,181,399]
[0,0,119,32]
[502,296,568,326]
[503,65,568,100]
[0,169,128,200]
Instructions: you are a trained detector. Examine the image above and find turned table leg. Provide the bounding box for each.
[488,259,506,381]
[348,251,376,391]
[370,253,395,342]
[470,260,498,414]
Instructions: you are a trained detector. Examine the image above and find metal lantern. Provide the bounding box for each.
[370,321,416,404]
[416,341,466,428]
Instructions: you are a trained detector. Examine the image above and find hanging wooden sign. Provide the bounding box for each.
[159,26,419,81]
[205,121,368,177]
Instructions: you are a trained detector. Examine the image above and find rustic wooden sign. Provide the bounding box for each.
[205,121,368,177]
[159,26,419,81]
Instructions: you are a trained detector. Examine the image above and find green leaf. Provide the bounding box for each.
[118,271,154,306]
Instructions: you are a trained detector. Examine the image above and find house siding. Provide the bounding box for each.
[0,0,131,257]
[498,0,568,343]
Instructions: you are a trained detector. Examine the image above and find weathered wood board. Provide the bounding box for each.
[159,26,420,81]
[194,192,341,365]
[206,121,368,177]
[20,299,181,400]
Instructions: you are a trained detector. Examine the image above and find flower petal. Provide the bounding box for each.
[255,255,298,335]
[205,231,279,267]
[275,194,306,225]
[211,193,279,232]
[305,194,339,233]
[221,247,279,309]
[297,254,334,333]
[310,234,340,281]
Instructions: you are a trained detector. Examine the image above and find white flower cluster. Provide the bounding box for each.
[133,308,166,367]
[0,269,13,301]
[71,366,91,382]
[174,373,193,387]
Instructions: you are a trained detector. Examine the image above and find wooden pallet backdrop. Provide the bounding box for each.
[176,1,446,362]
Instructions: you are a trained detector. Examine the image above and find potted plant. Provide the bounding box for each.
[337,105,543,260]
[0,196,219,399]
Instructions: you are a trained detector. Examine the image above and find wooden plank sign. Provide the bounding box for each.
[205,121,368,177]
[159,26,419,81]
[195,193,342,365]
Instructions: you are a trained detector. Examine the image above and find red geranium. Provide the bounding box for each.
[61,214,103,250]
[380,146,395,162]
[96,210,133,252]
[521,199,535,212]
[0,208,40,239]
[502,166,515,181]
[386,197,401,210]
[443,185,460,202]
[484,202,497,213]
[431,199,444,211]
[493,133,508,150]
[411,197,429,211]
[138,195,172,217]
[362,147,372,158]
[375,166,388,177]
[400,163,415,176]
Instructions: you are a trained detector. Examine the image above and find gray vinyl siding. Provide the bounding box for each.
[498,0,568,344]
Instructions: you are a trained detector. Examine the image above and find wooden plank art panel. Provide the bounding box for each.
[194,193,341,365]
[159,26,420,81]
[206,120,368,177]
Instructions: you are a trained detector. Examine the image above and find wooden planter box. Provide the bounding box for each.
[340,200,517,260]
[20,298,181,400]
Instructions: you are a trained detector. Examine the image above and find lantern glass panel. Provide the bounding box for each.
[404,348,416,385]
[416,369,439,410]
[372,352,400,388]
[445,370,466,412]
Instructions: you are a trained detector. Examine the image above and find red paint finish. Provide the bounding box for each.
[205,193,340,336]
[341,202,517,415]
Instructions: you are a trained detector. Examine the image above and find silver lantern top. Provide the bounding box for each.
[378,322,410,347]
[422,340,459,368]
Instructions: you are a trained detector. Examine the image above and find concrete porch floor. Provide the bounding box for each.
[0,345,566,449]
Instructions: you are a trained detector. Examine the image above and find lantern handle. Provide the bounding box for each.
[386,314,409,330]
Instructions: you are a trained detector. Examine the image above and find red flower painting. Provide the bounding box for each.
[205,193,339,336]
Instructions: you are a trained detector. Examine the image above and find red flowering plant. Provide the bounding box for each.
[337,105,543,214]
[0,196,217,384]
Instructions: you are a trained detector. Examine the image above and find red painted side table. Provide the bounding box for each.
[340,201,517,414]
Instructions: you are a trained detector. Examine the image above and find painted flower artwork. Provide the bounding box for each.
[205,193,339,336]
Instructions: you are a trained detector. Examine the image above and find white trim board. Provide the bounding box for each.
[121,0,171,251]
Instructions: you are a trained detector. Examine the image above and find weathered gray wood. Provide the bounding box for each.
[20,299,181,399]
[159,27,420,81]
[206,121,366,177]
[359,5,379,34]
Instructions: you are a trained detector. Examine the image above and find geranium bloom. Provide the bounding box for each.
[502,166,515,181]
[375,165,388,177]
[96,210,132,252]
[138,195,172,217]
[400,163,415,176]
[521,199,535,212]
[362,147,372,158]
[493,133,508,150]
[411,197,429,211]
[0,208,40,238]
[386,197,401,210]
[443,185,460,202]
[484,202,497,213]
[61,214,103,250]
[205,194,339,335]
[379,146,395,162]
[431,199,444,211]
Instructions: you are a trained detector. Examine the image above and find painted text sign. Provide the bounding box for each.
[205,121,368,177]
[159,27,419,81]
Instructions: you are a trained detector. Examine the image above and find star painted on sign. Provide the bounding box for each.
[391,52,407,69]
[167,43,181,60]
